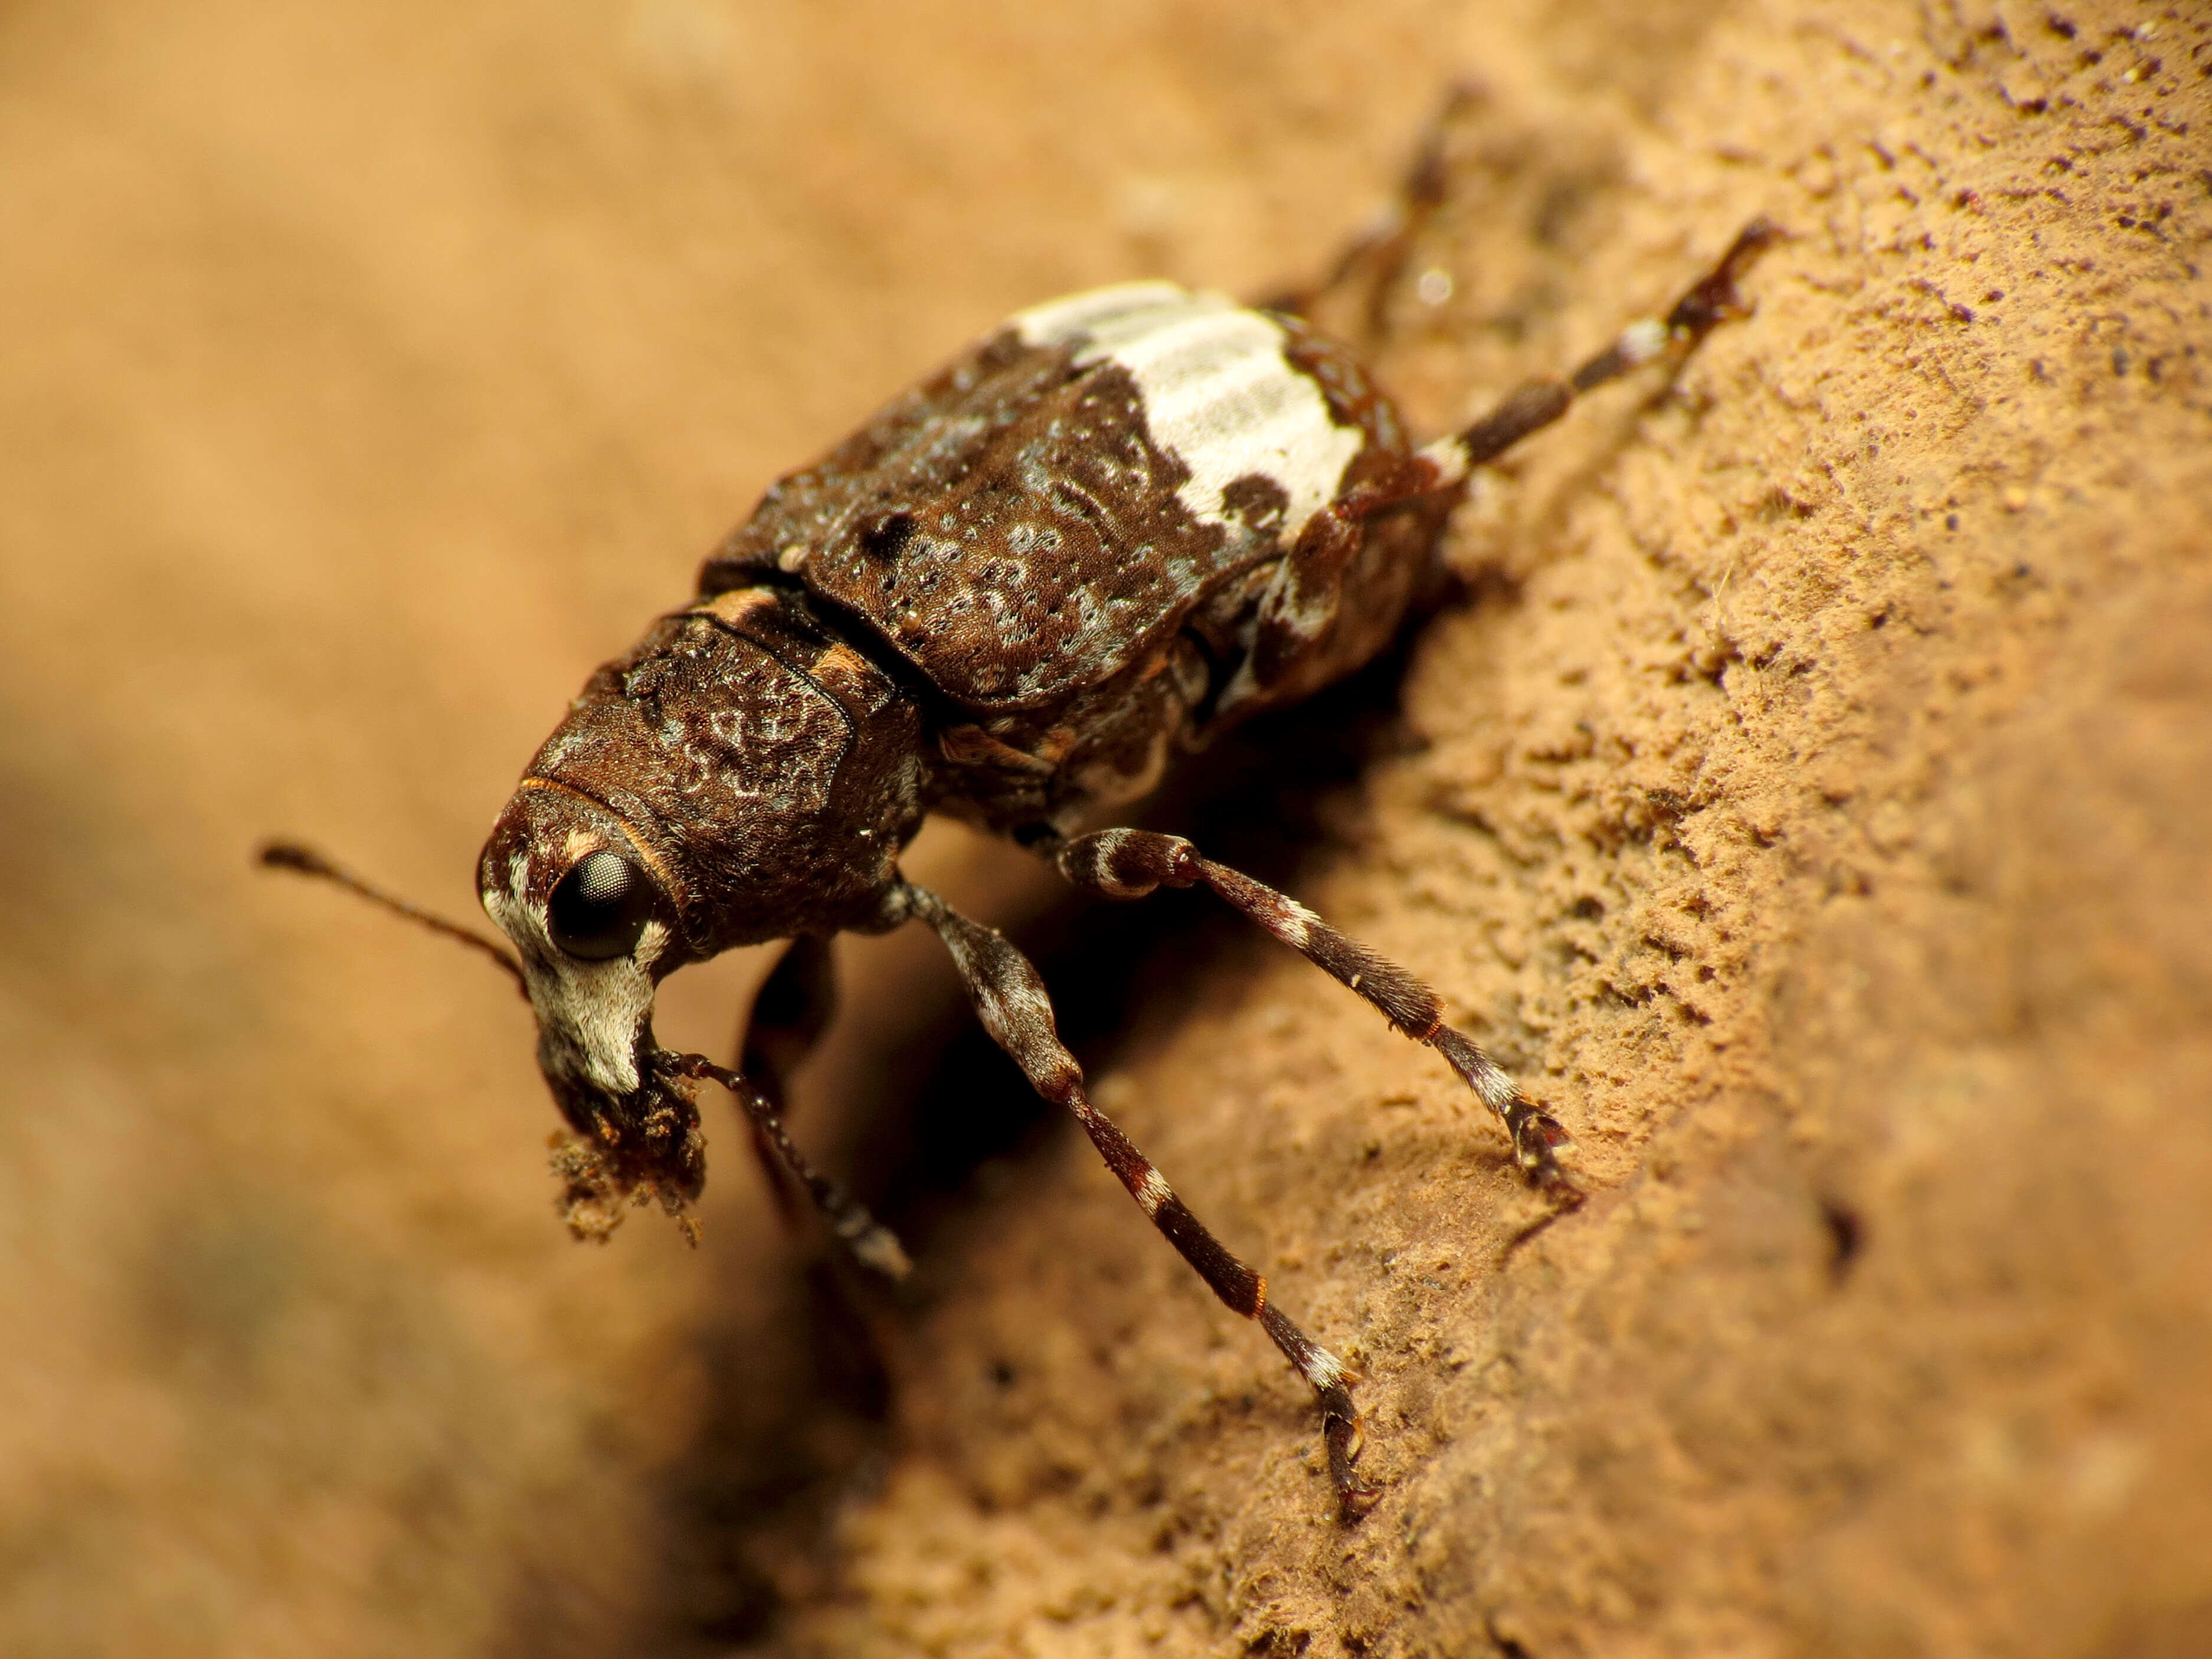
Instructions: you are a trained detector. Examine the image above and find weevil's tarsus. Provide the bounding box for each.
[1233,220,1781,717]
[1053,829,1579,1197]
[257,839,526,993]
[1664,215,1787,345]
[904,881,1377,1520]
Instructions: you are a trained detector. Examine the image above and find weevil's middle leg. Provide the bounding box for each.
[902,882,1380,1521]
[1262,81,1480,337]
[734,934,837,1232]
[1053,829,1576,1194]
[685,934,913,1280]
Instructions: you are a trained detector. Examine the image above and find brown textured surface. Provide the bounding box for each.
[2,2,2208,1655]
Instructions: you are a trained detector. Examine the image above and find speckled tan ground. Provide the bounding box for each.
[2,2,2207,1655]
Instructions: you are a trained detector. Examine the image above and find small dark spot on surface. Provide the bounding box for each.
[2113,346,2132,375]
[989,1359,1016,1388]
[2046,15,2076,38]
[1570,895,1605,920]
[1946,512,1961,531]
[1821,1199,1865,1282]
[1488,1623,1536,1659]
[858,511,916,562]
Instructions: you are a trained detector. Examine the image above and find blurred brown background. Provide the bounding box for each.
[3,1,2208,1655]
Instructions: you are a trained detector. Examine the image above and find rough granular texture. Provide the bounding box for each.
[765,7,2212,1655]
[0,2,2205,1657]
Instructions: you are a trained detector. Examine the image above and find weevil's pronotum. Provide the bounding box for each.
[266,122,1775,1516]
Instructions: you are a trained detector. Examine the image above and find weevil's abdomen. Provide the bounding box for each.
[699,283,1418,716]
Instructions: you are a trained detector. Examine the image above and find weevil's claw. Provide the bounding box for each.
[1509,1107,1586,1207]
[1666,216,1787,344]
[1326,1408,1383,1522]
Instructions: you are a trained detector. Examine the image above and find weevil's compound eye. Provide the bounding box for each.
[547,849,655,961]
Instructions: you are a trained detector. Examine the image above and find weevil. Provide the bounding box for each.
[265,129,1775,1516]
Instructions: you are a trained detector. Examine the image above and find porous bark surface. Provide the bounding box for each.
[1,3,2206,1657]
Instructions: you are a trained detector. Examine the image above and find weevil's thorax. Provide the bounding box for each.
[485,584,924,970]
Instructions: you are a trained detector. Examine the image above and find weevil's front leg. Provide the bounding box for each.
[671,1046,914,1281]
[1054,829,1576,1194]
[677,934,911,1280]
[741,934,839,1112]
[901,882,1380,1521]
[735,934,837,1230]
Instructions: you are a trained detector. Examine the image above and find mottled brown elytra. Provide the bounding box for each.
[264,111,1775,1516]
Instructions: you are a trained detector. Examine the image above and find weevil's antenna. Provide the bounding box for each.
[257,840,528,995]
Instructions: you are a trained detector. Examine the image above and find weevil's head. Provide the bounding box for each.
[477,585,922,1233]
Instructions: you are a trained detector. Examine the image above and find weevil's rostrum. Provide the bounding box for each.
[291,208,1772,1519]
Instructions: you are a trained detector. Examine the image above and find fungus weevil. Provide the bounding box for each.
[264,131,1775,1517]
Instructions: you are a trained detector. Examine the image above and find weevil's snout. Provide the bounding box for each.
[477,786,705,1236]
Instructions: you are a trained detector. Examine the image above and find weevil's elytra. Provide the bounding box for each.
[266,153,1776,1517]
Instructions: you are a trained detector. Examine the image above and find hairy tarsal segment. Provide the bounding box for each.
[264,97,1776,1518]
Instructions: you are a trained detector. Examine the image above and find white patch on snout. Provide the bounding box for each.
[482,854,668,1099]
[1015,283,1364,545]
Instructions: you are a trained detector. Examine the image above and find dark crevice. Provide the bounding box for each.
[1821,1198,1866,1284]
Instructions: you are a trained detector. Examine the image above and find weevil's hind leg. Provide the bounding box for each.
[1233,462,1450,709]
[709,935,914,1281]
[1259,81,1479,336]
[902,882,1381,1521]
[1235,221,1781,722]
[1053,830,1578,1195]
[1418,217,1784,487]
